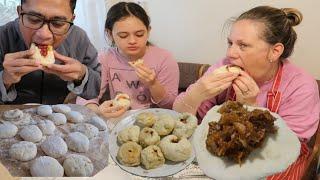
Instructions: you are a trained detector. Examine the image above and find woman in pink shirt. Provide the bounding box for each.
[173,6,319,180]
[77,2,179,117]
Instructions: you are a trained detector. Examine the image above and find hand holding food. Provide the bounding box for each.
[232,71,259,105]
[2,48,41,87]
[42,51,86,82]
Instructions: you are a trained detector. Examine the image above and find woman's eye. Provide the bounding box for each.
[227,41,232,47]
[136,33,144,37]
[119,35,128,39]
[239,43,248,49]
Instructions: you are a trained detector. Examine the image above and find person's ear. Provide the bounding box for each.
[269,43,284,62]
[147,26,151,38]
[17,5,21,15]
[71,14,76,21]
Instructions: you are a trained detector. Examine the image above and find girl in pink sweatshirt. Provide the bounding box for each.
[77,2,179,118]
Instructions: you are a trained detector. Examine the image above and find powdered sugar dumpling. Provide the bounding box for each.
[72,123,99,139]
[19,125,43,142]
[9,141,37,161]
[48,113,67,125]
[2,109,24,121]
[37,105,53,116]
[66,111,84,123]
[41,135,67,158]
[0,121,18,138]
[63,154,94,177]
[30,156,64,177]
[38,120,56,135]
[89,116,107,131]
[65,132,89,153]
[52,104,71,114]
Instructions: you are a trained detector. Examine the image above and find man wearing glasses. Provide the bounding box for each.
[0,0,101,104]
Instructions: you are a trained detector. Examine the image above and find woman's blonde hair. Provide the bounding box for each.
[237,6,303,59]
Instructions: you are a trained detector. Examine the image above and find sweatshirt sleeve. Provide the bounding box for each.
[76,52,109,105]
[151,53,179,109]
[174,59,226,120]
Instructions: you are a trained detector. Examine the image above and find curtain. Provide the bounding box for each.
[74,0,108,51]
[0,0,19,26]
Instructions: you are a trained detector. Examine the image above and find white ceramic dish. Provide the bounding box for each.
[109,108,196,178]
[192,105,300,180]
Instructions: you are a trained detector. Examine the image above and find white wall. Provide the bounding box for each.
[146,0,320,79]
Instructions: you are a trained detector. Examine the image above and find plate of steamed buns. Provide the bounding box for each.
[109,108,198,177]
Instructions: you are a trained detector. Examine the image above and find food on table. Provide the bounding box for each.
[173,112,198,138]
[117,141,142,166]
[19,125,43,142]
[141,145,165,170]
[72,123,99,139]
[9,141,37,161]
[89,116,107,131]
[30,156,64,177]
[2,109,24,121]
[52,104,72,114]
[117,125,140,144]
[48,113,67,125]
[37,105,53,116]
[128,58,144,68]
[63,154,94,177]
[113,93,131,108]
[37,120,56,135]
[0,122,18,138]
[159,135,192,162]
[139,127,160,148]
[66,111,84,123]
[41,135,68,158]
[65,132,90,153]
[0,104,107,177]
[152,114,176,136]
[135,111,158,127]
[30,43,55,66]
[206,101,277,164]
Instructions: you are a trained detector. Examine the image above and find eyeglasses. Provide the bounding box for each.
[20,12,73,35]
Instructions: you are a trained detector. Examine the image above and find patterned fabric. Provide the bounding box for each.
[266,143,310,180]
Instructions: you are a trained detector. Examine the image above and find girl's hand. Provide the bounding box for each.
[232,71,259,106]
[134,64,156,87]
[98,100,127,118]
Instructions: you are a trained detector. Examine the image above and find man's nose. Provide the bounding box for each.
[35,23,53,40]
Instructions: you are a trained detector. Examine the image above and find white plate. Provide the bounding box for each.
[109,108,196,178]
[192,105,301,180]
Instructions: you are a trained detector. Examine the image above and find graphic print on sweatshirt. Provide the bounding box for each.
[109,67,152,108]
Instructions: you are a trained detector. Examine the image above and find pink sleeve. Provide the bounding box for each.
[174,59,227,120]
[152,54,179,109]
[279,78,320,141]
[76,52,109,105]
